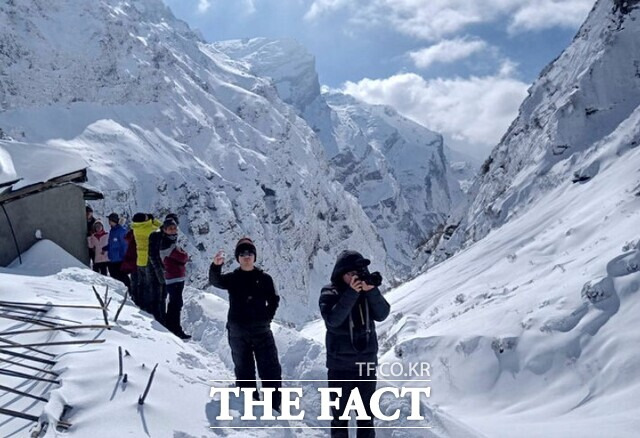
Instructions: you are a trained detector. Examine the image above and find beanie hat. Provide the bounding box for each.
[235,237,257,262]
[107,213,119,224]
[86,205,93,213]
[132,212,147,223]
[162,218,178,229]
[165,213,179,225]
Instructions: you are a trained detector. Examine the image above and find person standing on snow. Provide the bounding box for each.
[148,216,190,339]
[86,205,96,267]
[87,220,110,275]
[209,237,282,412]
[131,213,161,313]
[105,213,130,289]
[319,250,390,438]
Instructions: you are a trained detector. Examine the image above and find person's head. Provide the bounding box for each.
[107,213,119,227]
[93,220,104,233]
[86,205,94,220]
[330,250,371,287]
[132,212,147,223]
[235,237,257,271]
[162,218,178,237]
[165,213,179,226]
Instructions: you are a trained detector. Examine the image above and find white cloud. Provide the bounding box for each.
[342,64,529,148]
[304,0,352,21]
[409,38,488,69]
[197,0,211,14]
[508,0,593,33]
[305,0,595,38]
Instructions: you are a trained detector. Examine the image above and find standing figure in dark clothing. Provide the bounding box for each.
[86,205,96,267]
[319,250,390,438]
[105,213,130,289]
[209,237,282,412]
[149,215,190,339]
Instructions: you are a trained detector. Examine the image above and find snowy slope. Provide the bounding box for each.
[305,100,640,437]
[0,242,483,437]
[0,0,388,325]
[446,0,640,252]
[214,38,465,277]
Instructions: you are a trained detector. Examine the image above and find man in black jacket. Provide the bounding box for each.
[320,250,390,438]
[209,237,282,412]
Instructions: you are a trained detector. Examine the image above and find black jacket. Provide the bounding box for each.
[209,263,280,334]
[148,230,165,283]
[319,253,391,370]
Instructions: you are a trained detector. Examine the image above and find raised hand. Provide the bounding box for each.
[213,250,225,266]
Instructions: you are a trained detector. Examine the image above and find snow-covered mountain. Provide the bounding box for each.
[304,1,640,436]
[214,38,464,276]
[0,0,392,325]
[444,0,640,253]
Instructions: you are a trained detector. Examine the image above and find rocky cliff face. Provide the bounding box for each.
[439,0,640,257]
[215,38,464,277]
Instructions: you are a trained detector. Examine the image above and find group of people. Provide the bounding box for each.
[88,206,391,436]
[86,206,190,339]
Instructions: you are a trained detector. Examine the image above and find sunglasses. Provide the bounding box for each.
[238,250,254,257]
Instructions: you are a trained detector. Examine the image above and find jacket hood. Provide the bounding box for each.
[330,250,371,286]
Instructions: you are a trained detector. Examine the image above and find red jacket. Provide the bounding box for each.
[162,245,189,282]
[121,230,138,274]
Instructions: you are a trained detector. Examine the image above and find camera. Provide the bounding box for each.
[355,267,383,287]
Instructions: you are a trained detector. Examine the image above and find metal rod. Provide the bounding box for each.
[0,357,58,376]
[138,363,159,405]
[0,301,103,310]
[92,286,110,328]
[0,324,110,336]
[0,313,77,335]
[0,407,38,423]
[0,339,105,349]
[114,291,128,322]
[0,303,49,313]
[0,349,57,366]
[118,346,123,377]
[1,202,22,265]
[0,384,48,402]
[0,336,57,357]
[0,368,60,384]
[0,307,82,324]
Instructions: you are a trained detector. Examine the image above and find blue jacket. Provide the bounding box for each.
[106,224,128,263]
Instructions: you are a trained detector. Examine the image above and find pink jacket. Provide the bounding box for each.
[88,230,110,264]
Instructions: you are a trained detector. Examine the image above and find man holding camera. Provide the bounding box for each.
[320,250,390,438]
[209,237,282,412]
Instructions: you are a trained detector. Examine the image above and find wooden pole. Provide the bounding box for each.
[114,291,128,323]
[92,286,110,328]
[0,368,60,384]
[0,335,57,357]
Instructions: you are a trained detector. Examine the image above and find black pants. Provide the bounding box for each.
[130,268,140,306]
[328,368,377,438]
[93,262,109,276]
[147,266,166,325]
[165,282,184,334]
[228,329,282,411]
[134,267,151,312]
[108,262,131,289]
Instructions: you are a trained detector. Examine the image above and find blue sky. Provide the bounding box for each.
[162,0,596,158]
